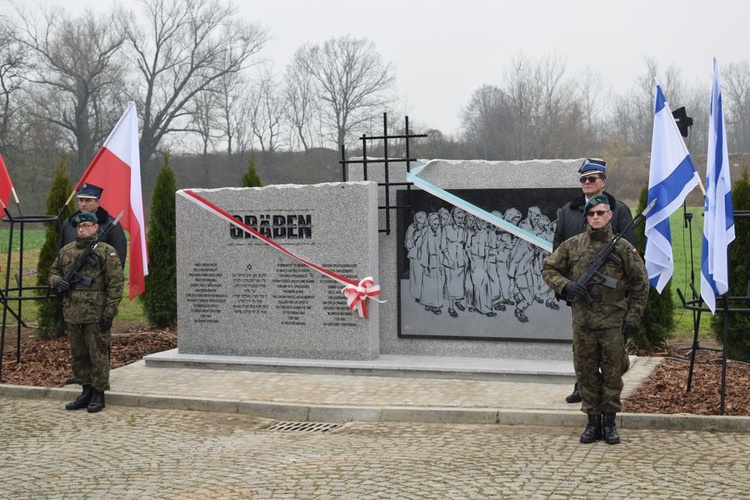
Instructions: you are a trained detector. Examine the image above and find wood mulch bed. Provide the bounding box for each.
[622,342,750,416]
[1,325,177,387]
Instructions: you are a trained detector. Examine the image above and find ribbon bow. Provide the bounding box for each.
[341,277,384,319]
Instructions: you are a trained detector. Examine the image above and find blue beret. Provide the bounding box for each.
[578,159,607,179]
[584,194,610,214]
[77,183,103,199]
[71,212,99,226]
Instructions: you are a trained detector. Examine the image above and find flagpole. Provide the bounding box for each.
[9,187,22,216]
[57,189,79,220]
[720,294,729,415]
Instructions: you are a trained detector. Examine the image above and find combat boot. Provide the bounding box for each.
[87,390,106,413]
[602,412,620,445]
[65,385,93,410]
[579,414,602,444]
[565,382,582,403]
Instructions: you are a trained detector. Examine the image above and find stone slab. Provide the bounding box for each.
[175,182,379,360]
[348,158,585,360]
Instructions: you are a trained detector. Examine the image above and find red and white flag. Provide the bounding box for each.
[77,102,148,298]
[0,152,14,209]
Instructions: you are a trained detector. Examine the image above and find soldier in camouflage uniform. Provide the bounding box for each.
[542,194,648,445]
[49,211,124,413]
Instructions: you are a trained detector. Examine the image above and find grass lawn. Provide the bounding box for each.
[646,205,715,343]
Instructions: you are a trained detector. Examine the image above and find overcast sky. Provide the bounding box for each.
[41,0,750,135]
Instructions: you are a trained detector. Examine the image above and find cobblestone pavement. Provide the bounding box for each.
[3,397,750,499]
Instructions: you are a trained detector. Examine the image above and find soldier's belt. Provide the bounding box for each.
[596,289,625,302]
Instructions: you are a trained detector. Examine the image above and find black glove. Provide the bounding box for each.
[622,322,635,342]
[55,279,71,294]
[100,315,113,332]
[562,281,587,300]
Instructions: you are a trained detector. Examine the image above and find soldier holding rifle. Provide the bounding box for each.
[542,194,649,445]
[554,158,637,404]
[58,183,127,385]
[49,212,124,413]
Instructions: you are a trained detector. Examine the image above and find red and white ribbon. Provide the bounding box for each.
[178,189,383,319]
[341,277,384,318]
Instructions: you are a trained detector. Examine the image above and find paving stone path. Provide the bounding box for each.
[2,397,749,498]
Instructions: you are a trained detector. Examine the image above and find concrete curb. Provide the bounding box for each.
[3,383,749,433]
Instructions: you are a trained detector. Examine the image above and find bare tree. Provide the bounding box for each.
[214,71,254,156]
[119,0,268,168]
[607,59,659,156]
[497,53,587,159]
[249,65,285,163]
[295,35,395,151]
[578,67,608,133]
[459,53,588,160]
[187,90,221,156]
[460,84,509,159]
[532,54,583,157]
[0,19,28,149]
[724,61,750,152]
[12,7,127,170]
[501,54,540,159]
[185,89,223,186]
[284,51,318,151]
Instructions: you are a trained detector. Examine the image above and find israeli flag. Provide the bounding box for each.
[701,59,735,313]
[644,80,701,293]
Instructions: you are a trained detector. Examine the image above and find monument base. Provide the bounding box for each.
[144,349,637,384]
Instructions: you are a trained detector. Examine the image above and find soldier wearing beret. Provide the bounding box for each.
[542,194,648,444]
[554,159,637,404]
[58,183,127,385]
[49,211,124,413]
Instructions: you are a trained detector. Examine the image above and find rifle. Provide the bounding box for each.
[58,210,125,296]
[572,199,656,304]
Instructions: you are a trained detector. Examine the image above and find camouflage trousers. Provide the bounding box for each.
[573,324,624,415]
[67,322,111,392]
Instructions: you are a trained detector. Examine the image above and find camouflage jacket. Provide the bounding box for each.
[542,223,649,329]
[48,236,124,324]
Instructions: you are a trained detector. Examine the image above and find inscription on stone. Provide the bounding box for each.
[231,269,269,315]
[272,262,315,326]
[186,262,226,324]
[321,264,358,328]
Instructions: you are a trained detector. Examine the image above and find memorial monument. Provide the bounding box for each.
[149,158,588,374]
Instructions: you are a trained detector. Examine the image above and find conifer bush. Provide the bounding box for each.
[36,156,74,339]
[633,184,675,349]
[140,153,177,328]
[241,154,262,187]
[711,167,750,361]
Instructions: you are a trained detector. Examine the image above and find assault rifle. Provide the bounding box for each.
[58,210,124,297]
[572,199,656,304]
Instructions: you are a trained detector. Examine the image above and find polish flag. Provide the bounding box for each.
[0,152,14,209]
[76,102,148,298]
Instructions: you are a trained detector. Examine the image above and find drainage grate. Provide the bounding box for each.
[266,421,342,433]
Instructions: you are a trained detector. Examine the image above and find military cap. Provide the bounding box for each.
[578,158,607,179]
[584,194,611,214]
[77,183,103,199]
[70,211,99,226]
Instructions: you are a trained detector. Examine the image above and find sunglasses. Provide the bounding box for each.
[586,210,609,217]
[580,176,600,184]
